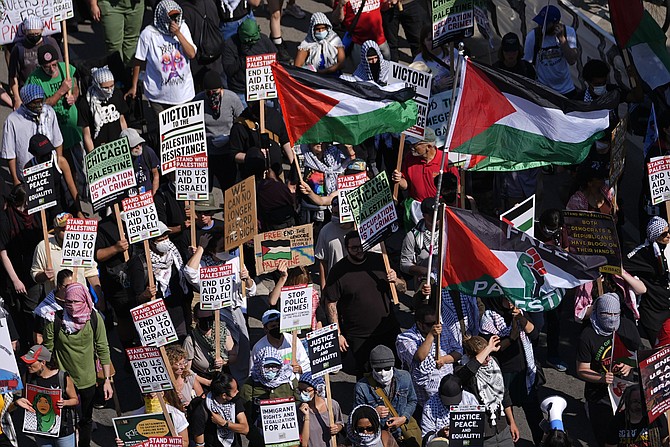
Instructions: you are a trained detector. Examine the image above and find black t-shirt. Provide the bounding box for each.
[190,395,245,447]
[129,145,160,195]
[0,207,41,292]
[195,219,224,243]
[77,89,128,147]
[606,412,669,446]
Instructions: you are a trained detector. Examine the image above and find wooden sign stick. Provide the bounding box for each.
[190,201,197,248]
[291,330,298,368]
[380,242,399,305]
[214,309,221,362]
[113,203,129,262]
[239,248,247,298]
[143,240,156,298]
[392,134,406,202]
[324,373,337,447]
[157,393,178,437]
[40,209,53,275]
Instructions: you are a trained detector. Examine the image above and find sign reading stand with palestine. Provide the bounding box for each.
[306,323,342,377]
[346,171,399,251]
[246,53,277,101]
[85,137,136,212]
[259,397,300,447]
[389,62,432,139]
[337,172,367,223]
[130,299,178,347]
[176,153,208,200]
[224,177,258,251]
[126,346,173,393]
[448,405,486,447]
[647,156,670,205]
[254,224,314,274]
[23,161,57,214]
[639,344,670,423]
[61,218,97,267]
[562,211,622,275]
[432,0,474,47]
[137,438,183,447]
[280,284,313,333]
[159,101,206,174]
[122,191,161,243]
[199,264,235,310]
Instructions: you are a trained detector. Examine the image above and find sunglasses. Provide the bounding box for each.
[373,367,392,372]
[355,426,375,434]
[661,231,669,238]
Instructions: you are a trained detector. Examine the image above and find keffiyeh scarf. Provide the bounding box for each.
[346,405,383,447]
[87,66,115,139]
[193,322,230,366]
[205,392,236,447]
[154,0,182,35]
[441,290,480,345]
[301,144,346,194]
[62,282,94,333]
[461,354,505,426]
[353,40,389,84]
[298,12,342,70]
[150,240,189,297]
[251,346,294,388]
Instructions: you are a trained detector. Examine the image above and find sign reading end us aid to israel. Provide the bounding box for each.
[160,100,206,174]
[130,299,178,347]
[61,218,97,267]
[246,53,277,101]
[199,264,235,310]
[126,346,173,393]
[648,156,670,205]
[388,62,432,139]
[122,192,161,243]
[176,153,208,200]
[86,137,136,212]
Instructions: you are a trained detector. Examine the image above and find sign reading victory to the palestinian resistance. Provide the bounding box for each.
[306,323,342,378]
[224,176,257,251]
[122,191,162,243]
[130,299,178,347]
[199,264,236,310]
[23,160,57,215]
[647,156,670,205]
[432,0,474,47]
[159,101,206,174]
[388,62,433,139]
[254,224,314,274]
[259,397,300,447]
[562,211,622,275]
[61,218,98,267]
[280,284,313,333]
[337,172,367,223]
[85,137,136,212]
[246,53,277,101]
[126,346,173,394]
[113,413,170,447]
[175,153,208,200]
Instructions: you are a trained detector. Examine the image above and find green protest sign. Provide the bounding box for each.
[85,137,136,212]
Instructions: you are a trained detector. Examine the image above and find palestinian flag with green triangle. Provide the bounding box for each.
[446,59,619,165]
[271,62,418,146]
[443,207,606,312]
[609,0,670,90]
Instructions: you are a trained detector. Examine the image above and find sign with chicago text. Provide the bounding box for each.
[432,0,474,47]
[61,218,97,267]
[175,153,208,200]
[130,300,178,347]
[23,160,57,215]
[562,210,622,275]
[253,224,314,274]
[122,192,161,243]
[259,397,300,447]
[159,101,206,174]
[279,284,313,333]
[337,172,367,223]
[246,53,277,101]
[85,137,136,212]
[199,264,236,310]
[224,177,257,250]
[389,62,432,139]
[306,323,342,378]
[126,346,173,393]
[647,156,670,205]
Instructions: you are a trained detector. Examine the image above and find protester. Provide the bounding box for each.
[184,303,237,380]
[267,0,304,63]
[493,33,536,78]
[350,40,390,85]
[193,197,225,241]
[297,372,345,447]
[421,374,479,443]
[154,174,191,259]
[246,152,298,231]
[413,25,456,93]
[333,0,389,67]
[32,269,75,344]
[165,345,205,407]
[0,390,17,447]
[566,165,613,214]
[381,0,427,62]
[121,127,160,195]
[268,260,322,332]
[400,197,438,285]
[294,13,345,74]
[251,309,311,375]
[313,196,354,290]
[440,289,481,348]
[347,404,399,447]
[605,385,669,447]
[89,0,144,65]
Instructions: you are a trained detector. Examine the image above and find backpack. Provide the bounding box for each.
[182,3,224,65]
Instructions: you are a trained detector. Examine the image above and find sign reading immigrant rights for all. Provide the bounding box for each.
[432,0,474,48]
[159,101,206,174]
[246,53,277,101]
[61,218,97,267]
[130,299,178,348]
[85,137,136,212]
[389,62,432,139]
[259,397,300,447]
[122,191,162,244]
[23,160,57,215]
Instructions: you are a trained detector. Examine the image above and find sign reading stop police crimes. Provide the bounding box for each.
[389,62,432,139]
[122,192,162,243]
[345,171,399,251]
[562,211,622,275]
[199,264,235,310]
[23,160,57,215]
[246,53,277,101]
[280,284,313,333]
[85,137,136,212]
[259,397,300,447]
[432,0,474,47]
[61,218,97,267]
[159,101,206,174]
[126,346,173,393]
[224,177,257,251]
[175,153,208,200]
[337,172,367,223]
[648,156,670,205]
[306,323,342,378]
[130,299,178,347]
[448,405,485,447]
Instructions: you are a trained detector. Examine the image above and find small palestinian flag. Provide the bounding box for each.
[500,195,535,237]
[271,62,417,146]
[261,240,291,261]
[611,332,638,368]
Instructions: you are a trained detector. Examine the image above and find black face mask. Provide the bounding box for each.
[207,92,221,119]
[198,318,214,331]
[268,327,281,339]
[369,62,380,82]
[25,34,41,45]
[443,190,457,204]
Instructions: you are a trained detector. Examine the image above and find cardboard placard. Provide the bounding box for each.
[85,137,136,212]
[388,62,433,139]
[259,397,300,447]
[122,191,162,243]
[345,171,399,251]
[224,177,257,250]
[23,160,58,215]
[609,115,628,187]
[159,101,206,174]
[22,384,61,437]
[199,264,235,310]
[246,53,277,101]
[0,315,22,393]
[61,218,97,267]
[448,405,486,446]
[130,299,178,347]
[279,284,313,333]
[562,210,622,275]
[0,0,64,45]
[337,172,367,223]
[113,413,170,447]
[175,153,208,201]
[126,346,173,393]
[647,156,670,205]
[639,344,670,423]
[426,88,457,148]
[137,437,183,447]
[431,0,474,47]
[306,323,342,378]
[253,224,314,274]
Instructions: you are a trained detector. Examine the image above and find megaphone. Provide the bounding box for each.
[541,396,567,431]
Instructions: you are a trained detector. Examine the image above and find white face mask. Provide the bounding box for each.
[299,391,313,402]
[154,240,171,254]
[372,368,393,386]
[314,30,328,41]
[592,85,607,96]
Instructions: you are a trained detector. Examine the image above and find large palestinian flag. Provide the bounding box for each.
[609,0,670,90]
[446,59,619,165]
[443,207,606,312]
[271,63,418,146]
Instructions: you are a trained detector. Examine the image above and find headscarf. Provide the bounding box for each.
[154,0,182,35]
[20,83,45,106]
[627,216,668,260]
[460,353,505,425]
[297,13,343,71]
[22,15,43,32]
[298,372,326,397]
[300,143,347,194]
[590,293,621,336]
[205,391,236,446]
[353,40,389,84]
[87,66,115,139]
[250,346,293,388]
[150,239,189,297]
[62,282,95,333]
[33,393,57,433]
[346,405,383,447]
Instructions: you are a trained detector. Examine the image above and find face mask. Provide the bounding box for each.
[263,368,278,381]
[369,62,381,82]
[592,85,607,96]
[98,86,114,100]
[599,314,620,333]
[144,396,162,413]
[314,30,328,41]
[25,34,41,45]
[198,318,213,331]
[357,433,376,443]
[268,327,281,339]
[372,368,393,386]
[25,103,43,117]
[154,240,171,254]
[299,391,313,402]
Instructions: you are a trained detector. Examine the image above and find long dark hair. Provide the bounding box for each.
[351,405,381,432]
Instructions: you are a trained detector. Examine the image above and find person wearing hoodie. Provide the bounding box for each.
[294,13,345,74]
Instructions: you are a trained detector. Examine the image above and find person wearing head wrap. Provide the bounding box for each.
[347,404,399,447]
[294,13,345,74]
[88,0,144,65]
[79,66,128,150]
[297,372,345,447]
[127,0,196,113]
[351,41,390,85]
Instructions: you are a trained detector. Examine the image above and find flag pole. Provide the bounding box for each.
[435,203,445,360]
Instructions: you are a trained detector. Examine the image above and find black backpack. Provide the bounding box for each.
[182,3,224,65]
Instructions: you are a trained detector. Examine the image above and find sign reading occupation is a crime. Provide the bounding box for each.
[562,210,622,275]
[175,153,208,200]
[254,224,314,274]
[259,397,300,447]
[85,137,136,212]
[159,100,206,174]
[130,299,178,347]
[448,405,486,447]
[199,264,235,310]
[23,160,57,214]
[639,344,670,423]
[280,284,313,333]
[113,413,170,447]
[647,156,670,205]
[432,0,474,47]
[126,346,173,394]
[122,191,162,243]
[224,176,258,251]
[306,323,342,378]
[246,53,277,101]
[345,171,399,251]
[61,218,97,267]
[388,62,433,139]
[337,172,367,223]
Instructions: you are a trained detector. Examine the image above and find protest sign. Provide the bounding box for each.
[61,218,97,267]
[199,264,236,310]
[246,53,277,101]
[259,397,300,447]
[137,438,183,447]
[175,153,208,200]
[85,137,136,212]
[0,315,22,393]
[647,156,670,205]
[131,299,178,347]
[23,160,58,215]
[608,376,634,414]
[254,224,314,274]
[432,0,474,47]
[473,0,493,48]
[224,177,257,250]
[500,195,534,237]
[113,413,170,447]
[389,62,432,139]
[562,211,622,275]
[306,323,342,377]
[0,0,66,45]
[159,101,206,174]
[609,115,628,186]
[345,171,399,251]
[448,405,485,446]
[337,172,367,223]
[122,192,161,243]
[639,344,670,423]
[126,346,173,393]
[279,285,313,333]
[22,384,61,437]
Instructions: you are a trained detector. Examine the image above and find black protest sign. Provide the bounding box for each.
[23,160,57,215]
[609,115,628,186]
[448,405,485,447]
[639,345,670,423]
[306,323,342,378]
[562,210,622,275]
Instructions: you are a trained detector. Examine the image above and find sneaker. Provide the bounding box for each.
[547,357,568,372]
[284,3,306,18]
[276,43,293,64]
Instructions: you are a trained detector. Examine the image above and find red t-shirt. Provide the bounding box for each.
[338,0,385,46]
[401,150,459,202]
[656,317,670,348]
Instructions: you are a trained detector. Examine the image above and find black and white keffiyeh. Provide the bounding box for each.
[153,0,182,35]
[150,240,189,296]
[461,354,505,426]
[87,66,115,139]
[205,392,236,447]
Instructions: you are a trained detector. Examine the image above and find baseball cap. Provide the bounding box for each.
[263,356,282,367]
[533,5,560,25]
[28,134,55,157]
[438,374,463,407]
[156,221,171,236]
[501,32,521,52]
[408,127,437,145]
[21,345,52,364]
[421,197,437,215]
[37,44,59,66]
[261,309,281,326]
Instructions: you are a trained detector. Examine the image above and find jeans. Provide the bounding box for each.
[220,12,255,41]
[483,429,514,447]
[77,385,97,447]
[381,0,428,61]
[35,433,76,447]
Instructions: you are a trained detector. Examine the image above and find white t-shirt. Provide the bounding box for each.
[135,24,197,105]
[523,26,577,94]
